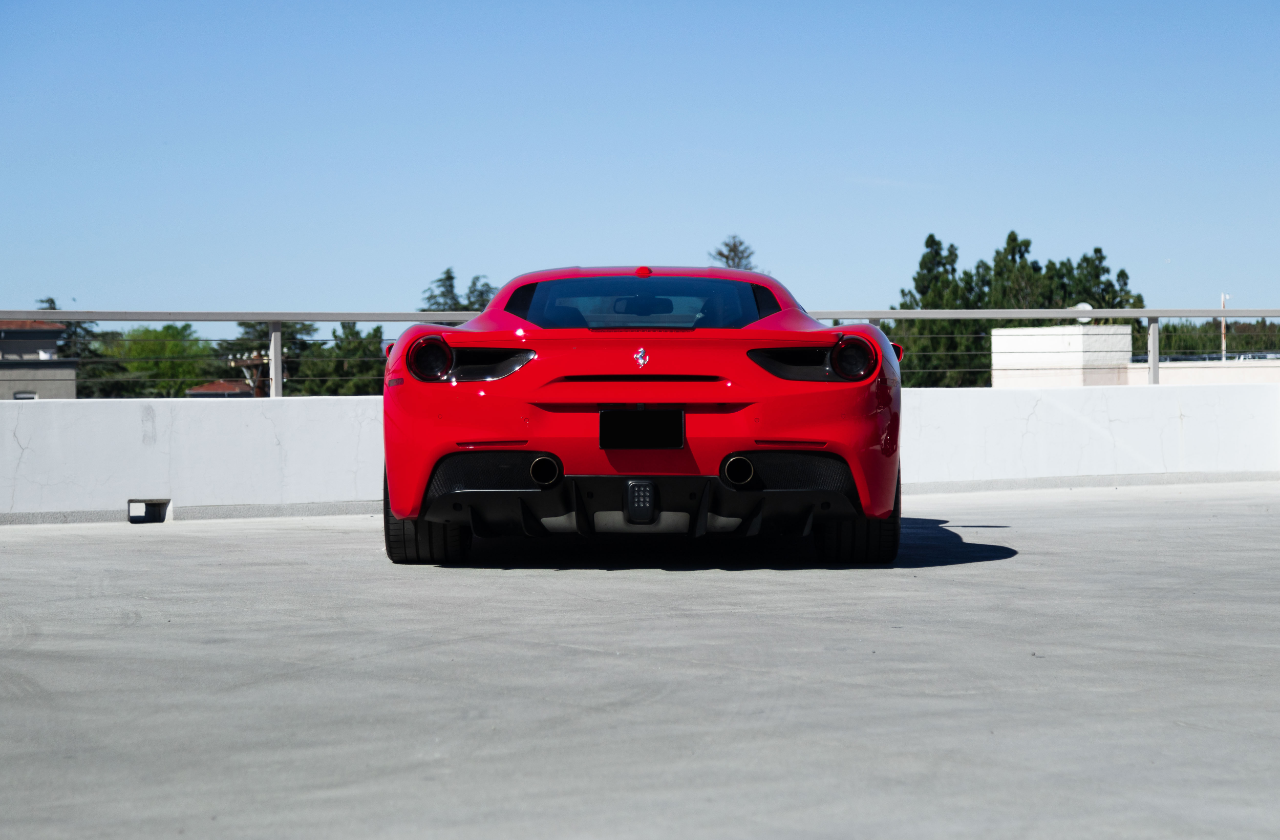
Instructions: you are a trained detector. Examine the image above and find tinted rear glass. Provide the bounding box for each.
[505,277,778,329]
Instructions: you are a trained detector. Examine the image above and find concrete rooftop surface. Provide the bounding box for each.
[2,483,1279,839]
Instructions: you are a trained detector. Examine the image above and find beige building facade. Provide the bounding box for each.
[991,324,1280,388]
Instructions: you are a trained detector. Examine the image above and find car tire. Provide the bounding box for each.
[814,473,900,566]
[384,473,473,564]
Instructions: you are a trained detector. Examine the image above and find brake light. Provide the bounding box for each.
[831,336,878,381]
[405,336,454,382]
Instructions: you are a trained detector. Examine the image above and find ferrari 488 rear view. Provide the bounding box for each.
[383,266,901,566]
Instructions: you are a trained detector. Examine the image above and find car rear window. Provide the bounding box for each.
[504,277,781,329]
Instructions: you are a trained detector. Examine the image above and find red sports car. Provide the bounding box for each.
[382,266,902,565]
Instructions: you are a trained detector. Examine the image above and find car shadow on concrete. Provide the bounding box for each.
[895,518,1017,568]
[446,517,1016,572]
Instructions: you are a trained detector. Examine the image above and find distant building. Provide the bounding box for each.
[186,379,254,398]
[991,325,1131,388]
[0,320,77,400]
[991,324,1280,387]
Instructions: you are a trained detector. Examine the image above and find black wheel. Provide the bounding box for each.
[812,515,854,565]
[813,473,900,566]
[384,473,472,564]
[384,474,414,563]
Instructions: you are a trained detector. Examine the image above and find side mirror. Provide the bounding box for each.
[891,343,904,362]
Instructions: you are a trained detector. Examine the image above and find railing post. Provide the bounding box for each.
[1147,317,1160,385]
[269,321,283,398]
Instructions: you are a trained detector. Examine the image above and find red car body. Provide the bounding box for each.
[383,266,901,564]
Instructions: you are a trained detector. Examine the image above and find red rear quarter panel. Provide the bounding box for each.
[384,267,901,520]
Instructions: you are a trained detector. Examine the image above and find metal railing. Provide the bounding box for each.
[4,307,1280,394]
[811,309,1280,386]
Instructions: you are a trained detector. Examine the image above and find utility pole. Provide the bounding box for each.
[1221,294,1230,362]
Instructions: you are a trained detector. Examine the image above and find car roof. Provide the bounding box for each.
[496,266,802,310]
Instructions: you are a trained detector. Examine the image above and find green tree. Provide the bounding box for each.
[1061,249,1143,311]
[986,232,1143,314]
[885,235,992,387]
[100,324,219,397]
[421,268,463,311]
[421,268,495,314]
[293,322,386,396]
[464,275,497,310]
[37,297,135,398]
[885,232,1144,387]
[1159,319,1280,357]
[710,235,756,270]
[985,231,1145,349]
[36,297,96,356]
[986,232,1047,311]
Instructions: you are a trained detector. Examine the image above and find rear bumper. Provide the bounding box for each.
[415,450,863,538]
[384,363,901,520]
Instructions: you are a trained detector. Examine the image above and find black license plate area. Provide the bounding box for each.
[599,410,684,449]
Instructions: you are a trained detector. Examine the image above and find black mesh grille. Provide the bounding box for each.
[747,452,855,494]
[426,452,550,499]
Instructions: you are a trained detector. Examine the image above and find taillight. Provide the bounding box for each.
[405,336,454,382]
[831,336,878,381]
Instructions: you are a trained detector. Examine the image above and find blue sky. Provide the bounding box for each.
[2,0,1277,331]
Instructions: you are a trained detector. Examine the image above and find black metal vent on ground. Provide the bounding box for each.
[128,499,170,524]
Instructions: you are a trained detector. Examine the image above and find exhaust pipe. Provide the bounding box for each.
[530,456,561,486]
[724,456,754,486]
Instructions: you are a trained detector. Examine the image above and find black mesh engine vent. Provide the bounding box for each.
[726,451,856,496]
[426,451,555,500]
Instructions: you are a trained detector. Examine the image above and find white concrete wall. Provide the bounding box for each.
[3,385,1278,521]
[2,396,383,521]
[1134,360,1280,386]
[900,383,1280,485]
